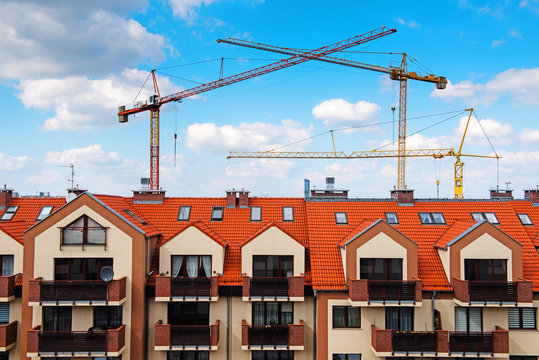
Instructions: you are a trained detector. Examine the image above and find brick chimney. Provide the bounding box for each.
[226,190,237,208]
[132,189,166,204]
[238,190,249,208]
[524,189,539,204]
[0,186,13,209]
[390,188,414,205]
[490,188,513,199]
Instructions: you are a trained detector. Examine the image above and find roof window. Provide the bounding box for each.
[471,212,499,224]
[335,212,348,225]
[123,209,148,225]
[211,207,224,221]
[250,206,262,222]
[419,212,446,224]
[36,206,54,221]
[517,214,533,226]
[0,206,18,221]
[282,207,294,222]
[385,212,399,224]
[178,206,191,222]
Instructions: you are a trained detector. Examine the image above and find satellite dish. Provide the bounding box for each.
[100,266,114,282]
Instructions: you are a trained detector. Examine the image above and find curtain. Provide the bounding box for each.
[201,256,212,277]
[400,308,413,331]
[1,256,13,276]
[58,307,72,331]
[186,256,198,277]
[252,303,265,326]
[87,217,106,244]
[332,307,345,327]
[172,256,183,277]
[468,308,482,331]
[281,302,293,325]
[267,303,278,325]
[455,307,467,331]
[63,217,84,244]
[348,307,360,327]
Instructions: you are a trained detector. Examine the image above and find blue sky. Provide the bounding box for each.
[1,0,538,199]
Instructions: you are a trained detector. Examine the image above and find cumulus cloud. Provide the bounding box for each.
[185,119,314,152]
[312,99,381,129]
[225,159,294,179]
[168,0,218,22]
[492,40,506,47]
[396,17,420,28]
[0,154,32,171]
[44,145,122,166]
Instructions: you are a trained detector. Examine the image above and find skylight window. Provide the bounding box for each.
[123,209,148,225]
[471,212,499,224]
[0,206,18,221]
[282,207,294,222]
[250,206,262,221]
[419,212,445,224]
[211,207,224,221]
[518,214,533,226]
[335,212,348,224]
[178,206,191,222]
[36,206,54,221]
[385,212,399,224]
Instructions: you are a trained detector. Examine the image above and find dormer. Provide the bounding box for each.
[339,219,421,306]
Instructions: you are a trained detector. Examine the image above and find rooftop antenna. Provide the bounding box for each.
[58,163,75,189]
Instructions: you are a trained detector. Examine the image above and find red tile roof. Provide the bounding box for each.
[162,220,228,248]
[0,220,28,244]
[239,220,306,248]
[1,197,66,227]
[338,220,377,248]
[434,220,477,249]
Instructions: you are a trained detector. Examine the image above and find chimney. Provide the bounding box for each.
[132,189,166,204]
[0,185,13,209]
[238,190,249,208]
[226,190,237,208]
[391,188,414,205]
[67,186,87,197]
[310,177,349,199]
[524,188,539,204]
[490,188,513,200]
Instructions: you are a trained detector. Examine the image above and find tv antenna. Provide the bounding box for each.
[58,163,75,189]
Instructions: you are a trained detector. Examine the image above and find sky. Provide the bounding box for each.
[1,0,538,199]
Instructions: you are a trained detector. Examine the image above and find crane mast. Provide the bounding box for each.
[118,26,396,190]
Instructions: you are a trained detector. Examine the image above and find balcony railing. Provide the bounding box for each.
[0,275,16,301]
[154,320,219,350]
[452,277,533,305]
[242,276,304,300]
[27,325,126,356]
[348,278,422,305]
[241,320,304,350]
[29,277,127,305]
[449,328,508,355]
[0,321,17,351]
[155,276,219,301]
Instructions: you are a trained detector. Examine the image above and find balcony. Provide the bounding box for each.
[348,278,422,306]
[154,320,219,351]
[0,275,16,302]
[241,320,304,351]
[155,276,219,302]
[0,322,17,352]
[449,327,509,357]
[28,277,127,306]
[242,276,304,301]
[452,278,533,306]
[27,325,126,357]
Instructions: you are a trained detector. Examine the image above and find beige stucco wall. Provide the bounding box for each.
[460,233,512,280]
[31,205,133,359]
[356,232,407,279]
[159,226,225,276]
[241,227,305,277]
[10,298,21,360]
[509,300,539,355]
[0,230,23,275]
[437,248,450,282]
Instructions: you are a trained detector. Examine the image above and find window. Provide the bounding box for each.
[385,212,399,224]
[333,355,361,360]
[518,214,533,226]
[252,351,294,360]
[508,308,536,329]
[211,206,224,221]
[62,215,106,247]
[419,212,445,224]
[360,258,402,280]
[335,212,348,224]
[332,306,360,328]
[36,206,54,221]
[252,302,293,326]
[282,207,294,222]
[168,353,209,360]
[250,206,262,221]
[168,302,209,325]
[0,303,8,325]
[455,307,482,331]
[94,306,122,329]
[171,255,212,277]
[0,206,18,221]
[386,307,413,331]
[464,259,507,281]
[54,258,113,281]
[177,206,191,221]
[123,209,148,225]
[0,256,13,276]
[43,306,71,331]
[253,255,293,277]
[471,212,500,224]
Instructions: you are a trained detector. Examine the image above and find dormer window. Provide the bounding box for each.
[36,206,54,221]
[471,212,499,224]
[282,207,294,222]
[464,259,506,281]
[211,207,224,221]
[385,212,399,224]
[335,212,348,225]
[253,255,293,277]
[62,215,106,247]
[178,206,191,221]
[360,258,402,280]
[518,214,533,226]
[0,206,18,221]
[171,255,212,277]
[419,212,445,224]
[250,206,262,222]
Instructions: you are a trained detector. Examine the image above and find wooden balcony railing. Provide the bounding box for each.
[393,331,437,354]
[0,321,17,351]
[371,326,450,355]
[0,275,16,301]
[154,320,219,350]
[155,276,219,301]
[241,320,304,349]
[242,276,304,300]
[29,277,126,305]
[452,278,533,305]
[27,325,126,355]
[449,327,509,355]
[349,278,422,304]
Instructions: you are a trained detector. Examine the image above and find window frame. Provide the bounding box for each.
[455,307,483,332]
[177,206,191,222]
[252,301,294,326]
[471,212,500,224]
[211,206,224,221]
[360,258,403,280]
[36,206,54,221]
[282,207,294,222]
[332,355,361,360]
[250,206,262,222]
[517,214,533,226]
[170,255,212,278]
[335,212,348,225]
[60,215,107,249]
[332,306,361,328]
[385,307,414,331]
[253,255,293,278]
[385,212,399,224]
[0,206,18,221]
[123,209,148,225]
[508,307,536,330]
[419,212,446,224]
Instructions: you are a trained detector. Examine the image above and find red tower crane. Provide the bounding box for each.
[117,26,396,191]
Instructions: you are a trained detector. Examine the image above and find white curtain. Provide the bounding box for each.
[171,256,183,277]
[1,256,13,276]
[201,256,212,277]
[63,217,84,244]
[187,256,198,277]
[87,217,106,244]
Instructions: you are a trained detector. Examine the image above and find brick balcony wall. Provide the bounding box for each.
[106,325,126,353]
[0,321,17,348]
[288,321,304,347]
[108,277,127,302]
[154,321,170,347]
[492,326,509,354]
[27,326,40,353]
[28,278,42,303]
[517,280,533,303]
[413,278,423,303]
[288,276,304,298]
[241,320,249,346]
[371,325,392,352]
[436,330,449,353]
[210,320,220,347]
[242,277,250,298]
[0,275,15,299]
[452,277,469,303]
[348,278,368,302]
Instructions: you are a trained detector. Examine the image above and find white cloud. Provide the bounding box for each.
[0,154,32,171]
[312,99,381,129]
[431,80,483,101]
[44,145,122,166]
[168,0,218,22]
[396,17,420,28]
[508,28,522,39]
[16,69,182,131]
[521,129,539,143]
[225,159,294,179]
[456,115,513,140]
[185,119,314,152]
[492,40,506,47]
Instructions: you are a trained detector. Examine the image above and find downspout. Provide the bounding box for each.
[431,290,437,330]
[313,289,317,360]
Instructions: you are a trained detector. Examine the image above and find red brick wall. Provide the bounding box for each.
[0,275,15,299]
[414,278,422,303]
[107,325,126,353]
[210,320,220,347]
[390,189,414,204]
[289,321,304,347]
[154,321,170,347]
[28,278,42,303]
[27,326,40,353]
[226,192,236,208]
[210,276,219,298]
[238,192,249,208]
[288,276,304,298]
[436,330,449,353]
[451,277,469,303]
[108,277,126,302]
[0,190,12,208]
[242,277,250,298]
[492,327,509,354]
[525,189,539,203]
[155,276,171,298]
[517,279,533,303]
[133,191,165,203]
[347,278,368,302]
[241,320,248,346]
[371,325,392,352]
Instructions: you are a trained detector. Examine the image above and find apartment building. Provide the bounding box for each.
[0,185,538,360]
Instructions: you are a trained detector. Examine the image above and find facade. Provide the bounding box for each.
[0,185,538,360]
